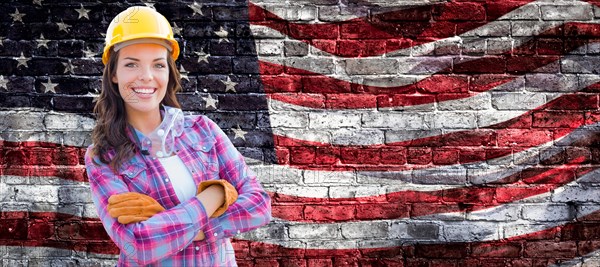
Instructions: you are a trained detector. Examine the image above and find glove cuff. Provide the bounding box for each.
[197,180,238,217]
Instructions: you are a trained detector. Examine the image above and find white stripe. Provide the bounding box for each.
[0,246,117,263]
[268,73,597,146]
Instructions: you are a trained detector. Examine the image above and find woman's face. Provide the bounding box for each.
[111,43,169,116]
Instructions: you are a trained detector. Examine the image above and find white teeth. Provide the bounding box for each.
[132,88,155,94]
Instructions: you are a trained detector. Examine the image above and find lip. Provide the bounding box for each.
[130,87,157,99]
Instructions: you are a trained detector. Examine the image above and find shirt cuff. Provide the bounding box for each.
[200,215,225,241]
[180,196,210,233]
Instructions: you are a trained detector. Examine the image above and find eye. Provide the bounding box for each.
[125,63,137,68]
[155,63,166,69]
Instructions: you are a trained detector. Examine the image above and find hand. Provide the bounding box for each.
[107,192,165,224]
[197,180,238,217]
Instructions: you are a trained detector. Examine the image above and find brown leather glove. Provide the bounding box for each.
[197,180,238,217]
[107,192,166,224]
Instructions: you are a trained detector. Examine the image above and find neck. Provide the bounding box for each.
[126,107,162,135]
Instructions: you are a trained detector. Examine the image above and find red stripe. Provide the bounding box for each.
[274,92,596,171]
[2,209,600,262]
[249,1,535,57]
[261,23,595,109]
[271,157,594,222]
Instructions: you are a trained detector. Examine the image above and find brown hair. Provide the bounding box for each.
[89,48,183,172]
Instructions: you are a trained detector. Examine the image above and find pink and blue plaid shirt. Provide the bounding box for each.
[85,106,272,266]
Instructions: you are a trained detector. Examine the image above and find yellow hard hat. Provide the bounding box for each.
[102,6,180,64]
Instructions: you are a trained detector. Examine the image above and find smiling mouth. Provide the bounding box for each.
[131,87,157,94]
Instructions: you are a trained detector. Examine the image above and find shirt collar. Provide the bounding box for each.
[126,105,184,153]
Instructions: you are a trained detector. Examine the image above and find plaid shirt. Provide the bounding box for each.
[85,106,272,266]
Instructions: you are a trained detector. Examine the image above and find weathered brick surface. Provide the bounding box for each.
[1,0,600,265]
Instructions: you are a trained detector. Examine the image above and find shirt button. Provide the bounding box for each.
[237,230,241,234]
[165,178,169,183]
[202,146,207,150]
[157,129,165,136]
[195,246,200,251]
[213,233,218,237]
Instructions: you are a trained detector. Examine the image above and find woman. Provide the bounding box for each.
[84,6,271,266]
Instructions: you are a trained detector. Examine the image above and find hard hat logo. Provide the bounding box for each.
[102,6,180,65]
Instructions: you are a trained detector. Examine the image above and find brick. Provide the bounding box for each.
[290,147,315,164]
[433,2,485,21]
[522,204,575,222]
[407,147,432,165]
[380,147,407,165]
[304,205,355,222]
[453,57,505,74]
[58,186,91,204]
[287,224,340,239]
[430,112,476,129]
[524,241,577,258]
[340,148,380,165]
[326,94,378,109]
[341,221,388,239]
[433,149,459,165]
[540,4,593,21]
[532,111,585,128]
[491,92,546,110]
[285,58,335,74]
[284,40,309,56]
[362,113,426,129]
[355,203,409,220]
[414,243,468,258]
[345,59,398,75]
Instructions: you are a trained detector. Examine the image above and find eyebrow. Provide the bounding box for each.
[123,57,166,61]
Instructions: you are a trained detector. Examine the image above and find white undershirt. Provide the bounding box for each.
[157,155,197,203]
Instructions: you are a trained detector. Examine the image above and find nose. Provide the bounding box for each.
[138,66,153,82]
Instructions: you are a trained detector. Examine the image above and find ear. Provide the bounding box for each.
[111,74,118,84]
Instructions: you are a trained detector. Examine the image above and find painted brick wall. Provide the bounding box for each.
[1,0,600,266]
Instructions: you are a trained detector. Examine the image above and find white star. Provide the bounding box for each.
[42,78,58,94]
[179,65,190,82]
[75,4,91,20]
[221,76,237,93]
[204,94,217,109]
[15,52,30,69]
[232,125,247,141]
[36,34,50,49]
[33,0,43,6]
[172,22,182,36]
[188,1,204,16]
[144,2,156,9]
[83,47,96,58]
[194,51,210,63]
[215,26,230,43]
[62,60,77,74]
[57,20,72,33]
[0,75,8,91]
[10,9,25,23]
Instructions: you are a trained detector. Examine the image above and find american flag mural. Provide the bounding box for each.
[1,0,600,266]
